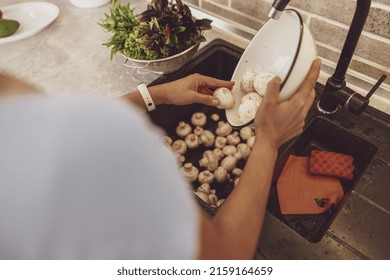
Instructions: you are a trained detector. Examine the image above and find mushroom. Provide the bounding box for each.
[210,189,216,195]
[240,70,256,93]
[247,135,256,148]
[191,112,207,127]
[213,148,224,161]
[177,155,185,165]
[235,143,251,160]
[238,92,263,124]
[253,71,276,96]
[171,139,187,155]
[194,191,209,204]
[214,166,229,183]
[208,193,218,206]
[234,177,240,186]
[240,126,254,141]
[197,183,211,195]
[210,113,220,122]
[162,136,173,147]
[213,87,235,109]
[222,145,237,157]
[215,136,227,149]
[227,131,241,146]
[216,121,233,137]
[185,133,201,149]
[216,199,226,207]
[179,163,199,183]
[200,130,215,147]
[193,126,204,136]
[232,168,243,177]
[176,121,192,138]
[199,150,218,172]
[221,156,237,172]
[198,170,214,184]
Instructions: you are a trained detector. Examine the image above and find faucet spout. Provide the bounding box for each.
[267,0,381,115]
[268,0,290,19]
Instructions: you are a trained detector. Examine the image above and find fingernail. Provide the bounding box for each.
[212,98,220,106]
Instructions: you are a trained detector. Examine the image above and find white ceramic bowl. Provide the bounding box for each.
[226,9,317,128]
[68,0,110,8]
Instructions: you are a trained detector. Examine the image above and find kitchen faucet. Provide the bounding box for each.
[268,0,387,115]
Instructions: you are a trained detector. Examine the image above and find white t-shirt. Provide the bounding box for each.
[0,95,199,259]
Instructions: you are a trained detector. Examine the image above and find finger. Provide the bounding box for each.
[191,91,220,107]
[196,74,235,89]
[198,87,214,96]
[263,76,282,104]
[291,58,321,102]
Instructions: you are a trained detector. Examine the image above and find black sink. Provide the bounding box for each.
[147,39,386,249]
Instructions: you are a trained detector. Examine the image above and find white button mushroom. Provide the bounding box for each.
[236,143,251,160]
[185,133,201,149]
[240,70,256,93]
[171,139,187,155]
[221,156,238,172]
[215,136,227,149]
[213,87,235,109]
[208,193,218,206]
[210,113,220,122]
[241,92,262,106]
[238,100,258,123]
[199,150,219,172]
[200,130,215,147]
[253,71,276,96]
[162,136,173,147]
[238,91,263,123]
[247,135,256,148]
[213,148,225,160]
[222,145,238,157]
[216,198,226,207]
[198,170,215,184]
[232,168,243,177]
[226,131,241,146]
[176,121,192,138]
[179,163,199,183]
[197,183,211,195]
[216,121,233,137]
[240,126,254,141]
[193,126,204,136]
[191,112,207,127]
[214,166,229,183]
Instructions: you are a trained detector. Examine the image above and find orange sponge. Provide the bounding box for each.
[277,155,344,215]
[309,150,355,180]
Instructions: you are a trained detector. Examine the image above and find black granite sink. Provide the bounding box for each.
[148,39,390,259]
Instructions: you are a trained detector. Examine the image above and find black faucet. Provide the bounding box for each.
[268,0,387,115]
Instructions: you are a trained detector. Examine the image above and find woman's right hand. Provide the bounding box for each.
[254,59,321,149]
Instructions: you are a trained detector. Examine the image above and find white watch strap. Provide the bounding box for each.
[137,83,156,111]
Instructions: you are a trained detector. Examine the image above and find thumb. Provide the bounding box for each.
[191,91,220,107]
[263,76,282,103]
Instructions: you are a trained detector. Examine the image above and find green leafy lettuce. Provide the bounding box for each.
[99,0,212,60]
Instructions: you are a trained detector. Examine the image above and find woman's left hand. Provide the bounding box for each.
[149,73,235,107]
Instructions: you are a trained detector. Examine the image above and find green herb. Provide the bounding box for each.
[99,0,212,60]
[314,198,329,208]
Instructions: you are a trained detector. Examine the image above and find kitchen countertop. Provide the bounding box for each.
[0,0,248,99]
[1,0,389,260]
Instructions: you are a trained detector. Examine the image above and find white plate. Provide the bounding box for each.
[0,2,59,45]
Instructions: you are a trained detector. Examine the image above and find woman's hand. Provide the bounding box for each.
[254,59,321,149]
[149,73,235,107]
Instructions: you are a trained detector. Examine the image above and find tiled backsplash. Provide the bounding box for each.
[185,0,390,101]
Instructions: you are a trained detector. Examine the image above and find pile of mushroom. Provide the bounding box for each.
[238,70,277,123]
[164,111,256,208]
